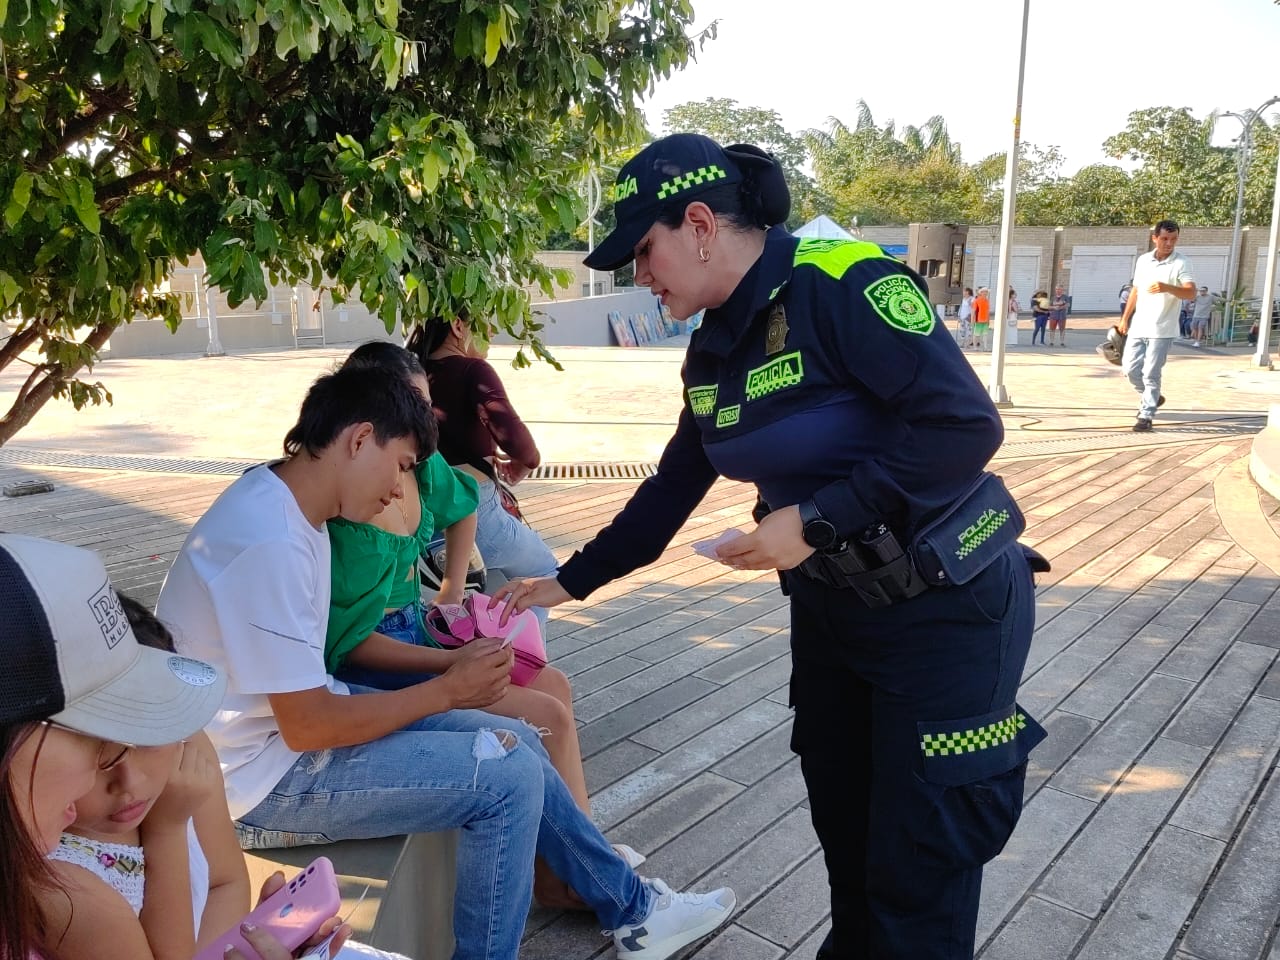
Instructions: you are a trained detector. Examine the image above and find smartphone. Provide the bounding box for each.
[193,857,341,960]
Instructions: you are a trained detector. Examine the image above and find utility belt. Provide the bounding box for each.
[765,473,1026,609]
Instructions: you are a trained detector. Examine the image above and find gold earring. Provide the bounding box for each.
[698,247,710,263]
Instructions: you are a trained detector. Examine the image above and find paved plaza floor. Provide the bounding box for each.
[2,326,1280,959]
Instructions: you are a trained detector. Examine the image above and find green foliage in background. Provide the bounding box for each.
[0,0,709,443]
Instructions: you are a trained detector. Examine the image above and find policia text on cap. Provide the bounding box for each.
[492,134,1049,960]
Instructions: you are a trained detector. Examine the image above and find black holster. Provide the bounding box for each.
[797,543,929,608]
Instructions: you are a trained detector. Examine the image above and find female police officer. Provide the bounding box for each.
[493,134,1046,960]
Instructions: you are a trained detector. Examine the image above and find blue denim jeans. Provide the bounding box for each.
[474,480,558,631]
[335,603,436,690]
[235,692,651,960]
[1121,336,1172,419]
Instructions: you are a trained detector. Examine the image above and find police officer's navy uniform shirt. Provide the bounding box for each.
[557,227,1003,600]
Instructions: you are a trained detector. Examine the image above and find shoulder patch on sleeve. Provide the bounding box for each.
[793,238,888,280]
[863,274,936,336]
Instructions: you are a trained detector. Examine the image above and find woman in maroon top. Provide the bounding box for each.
[407,317,559,630]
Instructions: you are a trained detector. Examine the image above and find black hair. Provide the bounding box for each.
[1153,219,1180,236]
[404,322,450,362]
[342,340,427,381]
[654,143,791,234]
[282,365,436,462]
[117,594,175,653]
[404,310,472,367]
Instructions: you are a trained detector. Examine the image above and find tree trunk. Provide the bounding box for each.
[0,321,115,447]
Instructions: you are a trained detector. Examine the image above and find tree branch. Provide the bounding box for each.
[0,320,117,446]
[0,324,43,374]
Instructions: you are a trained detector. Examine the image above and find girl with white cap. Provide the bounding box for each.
[0,533,338,960]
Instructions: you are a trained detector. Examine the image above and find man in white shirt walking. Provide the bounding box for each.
[1118,220,1196,432]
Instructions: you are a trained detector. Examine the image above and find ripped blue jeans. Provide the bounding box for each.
[235,689,651,960]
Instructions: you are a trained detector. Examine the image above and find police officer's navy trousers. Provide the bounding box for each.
[787,545,1043,960]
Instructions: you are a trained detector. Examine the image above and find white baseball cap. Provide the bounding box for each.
[0,533,225,745]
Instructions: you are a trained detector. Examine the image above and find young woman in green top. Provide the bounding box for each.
[323,343,592,818]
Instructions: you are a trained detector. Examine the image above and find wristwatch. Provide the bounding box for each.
[798,499,839,551]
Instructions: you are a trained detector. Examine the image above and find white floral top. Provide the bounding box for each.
[51,834,146,913]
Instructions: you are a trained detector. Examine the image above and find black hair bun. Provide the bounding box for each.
[724,143,791,227]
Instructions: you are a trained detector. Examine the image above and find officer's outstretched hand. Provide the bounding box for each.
[490,576,572,626]
[715,506,814,571]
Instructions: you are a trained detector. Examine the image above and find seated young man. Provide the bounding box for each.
[156,366,734,960]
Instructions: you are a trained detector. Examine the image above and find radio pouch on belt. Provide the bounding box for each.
[912,473,1025,587]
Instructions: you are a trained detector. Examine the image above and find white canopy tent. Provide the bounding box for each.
[793,215,854,240]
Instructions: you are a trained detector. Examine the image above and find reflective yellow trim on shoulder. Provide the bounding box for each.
[792,238,890,280]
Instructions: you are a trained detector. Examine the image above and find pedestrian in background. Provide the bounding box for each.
[1030,290,1049,345]
[957,286,974,348]
[1119,220,1196,432]
[972,287,991,350]
[1049,286,1069,347]
[1191,285,1213,346]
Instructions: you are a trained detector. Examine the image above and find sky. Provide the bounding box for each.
[640,0,1280,175]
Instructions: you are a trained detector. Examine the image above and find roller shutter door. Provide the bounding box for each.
[1068,246,1134,311]
[970,246,1042,306]
[1177,246,1227,294]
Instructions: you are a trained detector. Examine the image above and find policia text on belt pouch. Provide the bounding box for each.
[493,133,1049,960]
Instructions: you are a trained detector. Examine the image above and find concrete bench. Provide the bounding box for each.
[244,832,458,958]
[1250,404,1280,501]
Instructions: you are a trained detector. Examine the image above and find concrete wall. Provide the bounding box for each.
[497,288,664,347]
[105,252,636,358]
[522,251,615,303]
[104,266,396,358]
[107,282,664,356]
[99,227,1278,358]
[858,224,1276,306]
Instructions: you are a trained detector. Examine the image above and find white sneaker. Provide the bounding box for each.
[607,878,736,959]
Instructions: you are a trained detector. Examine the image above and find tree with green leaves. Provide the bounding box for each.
[1101,106,1238,224]
[805,103,983,225]
[0,0,709,444]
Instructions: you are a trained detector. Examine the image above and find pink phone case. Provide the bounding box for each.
[193,857,341,960]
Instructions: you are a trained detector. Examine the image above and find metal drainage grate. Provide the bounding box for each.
[530,462,658,480]
[0,446,660,481]
[0,447,260,476]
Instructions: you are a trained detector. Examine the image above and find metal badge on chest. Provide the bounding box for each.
[765,301,789,356]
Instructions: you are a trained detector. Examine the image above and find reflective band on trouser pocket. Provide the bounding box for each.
[917,702,1046,787]
[922,710,1025,757]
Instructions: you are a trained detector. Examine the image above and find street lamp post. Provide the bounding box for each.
[582,170,602,298]
[1255,142,1280,370]
[1218,96,1280,342]
[987,0,1031,407]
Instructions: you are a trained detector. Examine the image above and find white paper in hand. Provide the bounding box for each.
[691,528,745,562]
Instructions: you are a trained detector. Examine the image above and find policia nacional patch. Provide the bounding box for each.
[864,275,935,336]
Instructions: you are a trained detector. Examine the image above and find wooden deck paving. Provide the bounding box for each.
[2,431,1278,960]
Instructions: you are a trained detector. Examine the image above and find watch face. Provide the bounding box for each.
[804,518,838,550]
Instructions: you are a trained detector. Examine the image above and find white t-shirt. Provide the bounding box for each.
[1129,250,1195,338]
[157,465,344,820]
[1193,291,1214,321]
